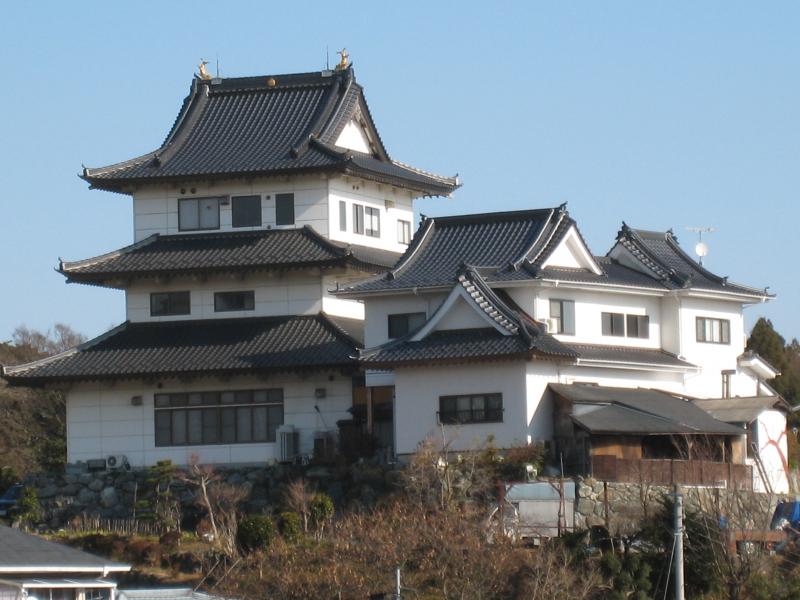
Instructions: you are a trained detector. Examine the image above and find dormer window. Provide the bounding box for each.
[179,197,220,231]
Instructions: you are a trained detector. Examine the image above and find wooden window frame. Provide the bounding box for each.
[438,393,504,424]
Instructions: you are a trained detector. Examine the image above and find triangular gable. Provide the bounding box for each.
[607,242,659,278]
[411,284,514,340]
[334,119,374,154]
[540,224,603,275]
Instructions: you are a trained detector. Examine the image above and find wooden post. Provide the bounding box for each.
[604,480,609,529]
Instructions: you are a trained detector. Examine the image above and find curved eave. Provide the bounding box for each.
[2,361,360,388]
[362,349,573,370]
[59,256,390,289]
[82,159,458,198]
[574,358,700,374]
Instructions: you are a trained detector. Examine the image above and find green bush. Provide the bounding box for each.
[279,511,302,542]
[238,515,275,552]
[0,467,19,495]
[16,486,42,525]
[309,493,334,531]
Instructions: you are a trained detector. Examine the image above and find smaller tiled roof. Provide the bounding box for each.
[361,267,577,367]
[693,396,790,423]
[341,206,576,295]
[59,226,400,287]
[0,525,130,572]
[2,314,360,385]
[81,68,458,197]
[611,225,770,298]
[550,383,744,436]
[567,343,698,371]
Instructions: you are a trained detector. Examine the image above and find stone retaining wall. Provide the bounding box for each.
[25,463,397,530]
[573,476,790,534]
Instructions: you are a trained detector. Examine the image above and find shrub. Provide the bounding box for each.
[279,511,302,543]
[16,486,42,525]
[238,515,275,552]
[310,493,334,539]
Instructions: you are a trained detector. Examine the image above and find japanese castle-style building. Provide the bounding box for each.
[2,59,457,466]
[2,60,790,494]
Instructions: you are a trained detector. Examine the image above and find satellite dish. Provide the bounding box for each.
[695,241,709,258]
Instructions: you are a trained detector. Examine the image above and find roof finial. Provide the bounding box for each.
[198,60,212,81]
[335,48,350,71]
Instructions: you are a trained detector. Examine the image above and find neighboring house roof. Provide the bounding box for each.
[738,351,781,379]
[550,383,745,436]
[0,526,130,573]
[566,344,698,371]
[81,68,458,197]
[1,314,360,386]
[58,226,400,287]
[611,225,770,298]
[693,396,790,423]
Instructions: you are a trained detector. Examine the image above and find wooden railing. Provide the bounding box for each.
[591,455,753,490]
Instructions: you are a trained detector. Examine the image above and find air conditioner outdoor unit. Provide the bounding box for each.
[278,425,300,463]
[106,455,131,471]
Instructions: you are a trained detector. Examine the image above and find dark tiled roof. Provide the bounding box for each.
[694,396,790,423]
[2,314,360,385]
[0,525,130,572]
[566,343,697,370]
[550,383,744,436]
[341,206,576,294]
[611,225,770,297]
[82,69,458,196]
[58,226,400,286]
[361,267,577,367]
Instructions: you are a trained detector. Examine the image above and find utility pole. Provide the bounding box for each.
[674,489,685,600]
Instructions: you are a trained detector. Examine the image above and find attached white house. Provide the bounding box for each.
[0,63,458,467]
[339,206,788,492]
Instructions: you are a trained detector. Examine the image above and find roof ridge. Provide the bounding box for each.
[317,311,363,350]
[386,216,435,280]
[508,207,558,270]
[290,72,349,159]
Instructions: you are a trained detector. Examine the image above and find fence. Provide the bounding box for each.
[591,455,753,490]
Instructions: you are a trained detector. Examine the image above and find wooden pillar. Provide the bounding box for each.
[366,386,374,434]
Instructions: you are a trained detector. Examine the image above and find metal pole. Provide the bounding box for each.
[674,489,685,600]
[395,566,401,600]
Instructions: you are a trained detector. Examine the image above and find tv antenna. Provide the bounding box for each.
[686,226,715,265]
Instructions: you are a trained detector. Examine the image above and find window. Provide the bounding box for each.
[365,206,380,237]
[722,370,735,398]
[353,204,364,234]
[398,220,412,245]
[696,317,731,344]
[388,312,426,338]
[626,314,650,339]
[438,393,503,424]
[601,312,649,338]
[275,193,295,226]
[601,312,625,337]
[232,195,261,227]
[154,389,284,446]
[179,197,220,231]
[214,291,255,312]
[150,291,190,316]
[549,299,575,335]
[339,200,347,231]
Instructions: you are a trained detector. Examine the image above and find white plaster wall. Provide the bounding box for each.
[363,293,447,349]
[393,362,529,455]
[66,372,352,467]
[132,176,329,241]
[678,297,746,398]
[660,294,681,356]
[506,286,662,349]
[751,410,789,493]
[327,177,415,253]
[321,273,366,321]
[434,296,499,331]
[125,272,324,322]
[334,121,372,153]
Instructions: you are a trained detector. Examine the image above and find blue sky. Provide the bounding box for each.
[1,2,797,342]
